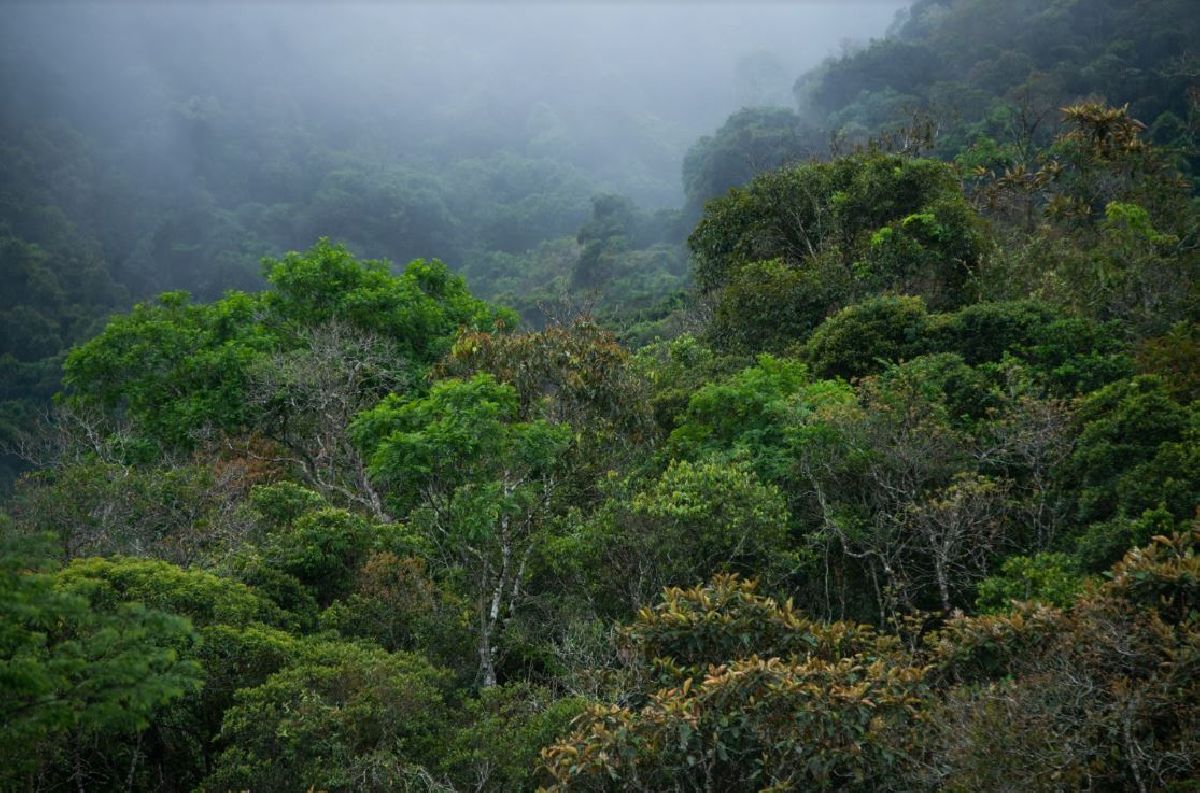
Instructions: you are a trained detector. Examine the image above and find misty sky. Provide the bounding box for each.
[3,1,907,205]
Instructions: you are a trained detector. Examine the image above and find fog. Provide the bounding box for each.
[0,0,907,309]
[3,2,904,202]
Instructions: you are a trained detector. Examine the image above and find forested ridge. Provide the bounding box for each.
[1,0,1198,790]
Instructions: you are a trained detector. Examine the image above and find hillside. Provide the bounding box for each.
[1,1,1198,790]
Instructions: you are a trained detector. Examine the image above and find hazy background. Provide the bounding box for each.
[0,1,909,480]
[2,1,906,208]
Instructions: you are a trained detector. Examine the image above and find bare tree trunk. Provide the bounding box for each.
[934,556,953,614]
[124,731,143,792]
[478,621,498,689]
[1122,695,1148,793]
[479,519,512,688]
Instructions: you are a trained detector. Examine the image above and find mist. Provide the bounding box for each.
[0,0,906,316]
[2,2,904,204]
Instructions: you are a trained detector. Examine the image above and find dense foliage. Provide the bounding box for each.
[2,0,1199,789]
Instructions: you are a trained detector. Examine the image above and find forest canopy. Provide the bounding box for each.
[1,0,1198,790]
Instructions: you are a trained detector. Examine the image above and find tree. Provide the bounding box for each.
[904,473,1010,613]
[319,552,470,667]
[243,322,410,522]
[572,194,636,290]
[708,256,851,355]
[804,295,931,380]
[353,374,572,686]
[542,576,927,792]
[1137,320,1200,403]
[974,552,1085,613]
[260,239,509,366]
[970,103,1198,341]
[668,354,854,487]
[252,506,383,609]
[682,107,816,218]
[201,641,451,793]
[688,151,984,309]
[440,683,584,792]
[795,356,1048,620]
[62,289,273,449]
[2,401,270,566]
[49,556,299,788]
[0,537,204,791]
[1063,375,1200,570]
[63,239,511,452]
[1083,201,1195,335]
[6,456,254,566]
[927,530,1200,791]
[567,456,794,613]
[440,320,656,511]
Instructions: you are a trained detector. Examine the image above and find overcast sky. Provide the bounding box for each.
[2,1,909,203]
